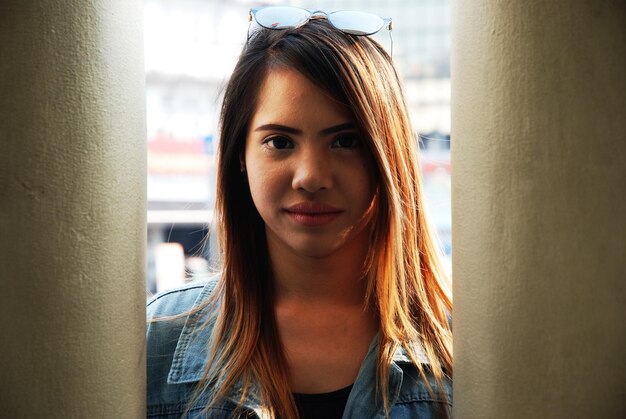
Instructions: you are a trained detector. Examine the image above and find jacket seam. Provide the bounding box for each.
[147,284,207,308]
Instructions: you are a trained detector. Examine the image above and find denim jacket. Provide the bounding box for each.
[146,277,452,418]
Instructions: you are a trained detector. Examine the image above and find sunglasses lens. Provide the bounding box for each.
[254,7,310,29]
[329,11,385,35]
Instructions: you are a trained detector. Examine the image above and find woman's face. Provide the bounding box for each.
[244,68,376,259]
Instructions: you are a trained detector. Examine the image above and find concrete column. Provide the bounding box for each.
[452,1,625,417]
[0,1,146,417]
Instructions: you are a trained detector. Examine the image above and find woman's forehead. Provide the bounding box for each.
[250,68,354,128]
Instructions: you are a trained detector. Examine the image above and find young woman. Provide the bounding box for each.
[147,7,452,419]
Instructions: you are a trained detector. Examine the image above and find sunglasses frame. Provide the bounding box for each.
[247,6,394,56]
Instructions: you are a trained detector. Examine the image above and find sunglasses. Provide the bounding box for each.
[248,6,393,56]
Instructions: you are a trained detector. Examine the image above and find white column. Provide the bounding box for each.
[0,1,146,417]
[452,1,626,417]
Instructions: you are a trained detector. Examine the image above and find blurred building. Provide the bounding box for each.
[144,0,452,292]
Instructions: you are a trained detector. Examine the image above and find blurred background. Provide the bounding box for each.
[145,0,451,294]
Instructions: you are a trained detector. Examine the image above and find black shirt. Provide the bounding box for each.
[293,384,354,419]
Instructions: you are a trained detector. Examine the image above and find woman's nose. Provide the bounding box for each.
[291,150,333,193]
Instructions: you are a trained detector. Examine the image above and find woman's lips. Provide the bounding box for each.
[284,202,343,227]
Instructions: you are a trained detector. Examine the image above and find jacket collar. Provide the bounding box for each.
[166,279,268,416]
[166,279,218,385]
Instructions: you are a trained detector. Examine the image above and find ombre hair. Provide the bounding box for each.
[195,19,452,418]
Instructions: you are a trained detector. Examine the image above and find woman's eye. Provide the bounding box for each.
[265,136,294,149]
[332,134,361,149]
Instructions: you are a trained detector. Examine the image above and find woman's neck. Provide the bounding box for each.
[266,227,379,393]
[268,231,370,307]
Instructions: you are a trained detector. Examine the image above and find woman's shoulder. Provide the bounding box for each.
[146,274,223,415]
[145,273,221,384]
[147,273,221,319]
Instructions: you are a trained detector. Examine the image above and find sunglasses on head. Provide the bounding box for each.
[248,6,393,56]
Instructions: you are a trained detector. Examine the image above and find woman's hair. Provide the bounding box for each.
[196,19,453,418]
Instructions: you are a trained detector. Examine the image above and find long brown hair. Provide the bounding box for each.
[195,19,452,418]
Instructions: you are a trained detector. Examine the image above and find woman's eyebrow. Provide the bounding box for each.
[254,124,302,135]
[319,122,356,135]
[253,122,356,136]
